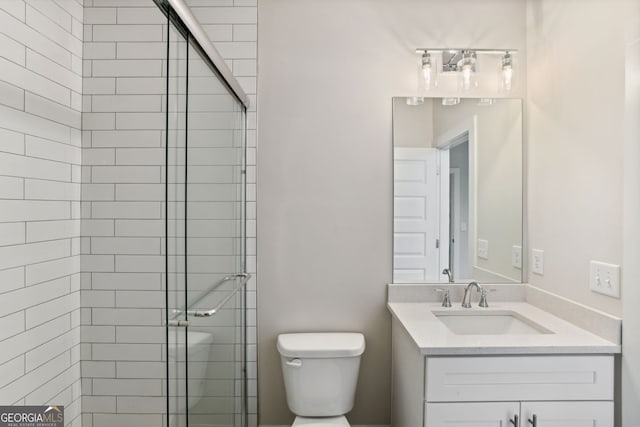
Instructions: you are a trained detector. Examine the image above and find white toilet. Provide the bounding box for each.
[167,330,214,411]
[277,332,366,427]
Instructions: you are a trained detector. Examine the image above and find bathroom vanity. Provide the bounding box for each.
[388,285,621,427]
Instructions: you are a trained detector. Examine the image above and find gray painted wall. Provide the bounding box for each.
[525,0,631,317]
[623,12,640,427]
[256,0,527,424]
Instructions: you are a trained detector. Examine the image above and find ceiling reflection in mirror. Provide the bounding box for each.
[393,97,523,284]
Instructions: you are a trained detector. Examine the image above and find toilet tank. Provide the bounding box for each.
[167,331,213,410]
[277,333,366,417]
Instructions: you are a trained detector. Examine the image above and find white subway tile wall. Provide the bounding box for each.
[81,2,257,427]
[0,1,84,426]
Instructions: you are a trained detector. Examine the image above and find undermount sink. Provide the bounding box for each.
[434,311,553,335]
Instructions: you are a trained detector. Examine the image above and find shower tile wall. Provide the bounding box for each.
[80,3,166,426]
[0,1,84,426]
[81,1,257,426]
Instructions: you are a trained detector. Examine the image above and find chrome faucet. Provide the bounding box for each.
[442,268,454,283]
[461,281,482,308]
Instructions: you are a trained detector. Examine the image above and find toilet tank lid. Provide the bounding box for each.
[277,333,365,358]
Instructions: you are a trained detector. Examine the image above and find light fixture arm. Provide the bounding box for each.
[443,51,460,70]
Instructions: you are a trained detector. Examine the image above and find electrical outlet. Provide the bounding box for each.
[590,261,621,298]
[532,249,544,275]
[512,245,522,269]
[477,239,489,260]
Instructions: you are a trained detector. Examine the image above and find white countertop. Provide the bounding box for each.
[388,301,621,356]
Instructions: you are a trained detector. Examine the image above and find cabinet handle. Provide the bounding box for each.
[528,414,537,427]
[509,414,519,426]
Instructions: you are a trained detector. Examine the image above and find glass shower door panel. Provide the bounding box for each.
[185,42,246,427]
[166,20,188,427]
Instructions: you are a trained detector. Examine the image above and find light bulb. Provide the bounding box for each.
[421,53,434,90]
[462,65,473,90]
[502,66,513,91]
[502,52,513,91]
[458,51,476,91]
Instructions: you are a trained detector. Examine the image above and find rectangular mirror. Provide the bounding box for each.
[393,97,523,284]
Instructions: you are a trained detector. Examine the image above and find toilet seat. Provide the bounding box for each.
[292,415,350,426]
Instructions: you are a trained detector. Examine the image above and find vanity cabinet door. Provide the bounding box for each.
[521,401,614,426]
[425,402,519,427]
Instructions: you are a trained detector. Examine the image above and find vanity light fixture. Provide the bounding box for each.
[459,50,477,90]
[442,97,461,106]
[501,51,514,91]
[477,98,495,106]
[415,48,517,92]
[421,52,435,90]
[406,96,424,106]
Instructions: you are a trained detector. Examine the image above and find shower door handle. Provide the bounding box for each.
[168,273,252,321]
[167,319,190,327]
[189,273,252,318]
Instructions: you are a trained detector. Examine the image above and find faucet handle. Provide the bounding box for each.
[435,288,452,307]
[478,287,496,308]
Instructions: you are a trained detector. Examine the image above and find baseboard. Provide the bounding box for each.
[260,425,390,427]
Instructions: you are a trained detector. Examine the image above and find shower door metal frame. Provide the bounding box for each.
[154,0,250,109]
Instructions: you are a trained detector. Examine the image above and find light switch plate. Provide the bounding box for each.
[477,239,489,260]
[532,249,544,275]
[590,261,621,298]
[512,245,522,269]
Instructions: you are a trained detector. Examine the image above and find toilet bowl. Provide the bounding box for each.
[277,332,366,427]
